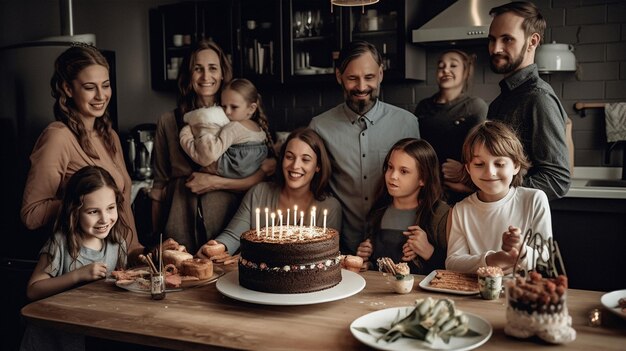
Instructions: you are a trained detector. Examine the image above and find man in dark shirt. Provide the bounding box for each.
[487,1,570,200]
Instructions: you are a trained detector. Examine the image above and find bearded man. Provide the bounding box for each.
[487,1,570,201]
[309,40,420,254]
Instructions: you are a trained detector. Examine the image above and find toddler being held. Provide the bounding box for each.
[179,78,273,178]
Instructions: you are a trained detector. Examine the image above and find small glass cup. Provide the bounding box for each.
[478,275,502,300]
[389,275,414,294]
[150,273,166,300]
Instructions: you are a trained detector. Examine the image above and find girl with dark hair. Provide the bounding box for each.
[196,128,340,262]
[21,166,132,351]
[356,138,450,274]
[21,44,142,262]
[26,165,131,301]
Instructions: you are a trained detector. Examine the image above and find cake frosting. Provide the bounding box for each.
[504,272,576,344]
[238,225,342,293]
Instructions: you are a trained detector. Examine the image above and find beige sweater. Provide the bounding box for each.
[21,122,141,255]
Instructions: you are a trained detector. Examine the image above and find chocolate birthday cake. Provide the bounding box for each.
[238,225,342,293]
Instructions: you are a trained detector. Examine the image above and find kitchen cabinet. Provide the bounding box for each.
[237,0,283,84]
[282,0,425,83]
[283,0,342,82]
[149,0,424,90]
[149,0,236,91]
[550,197,626,292]
[343,0,425,81]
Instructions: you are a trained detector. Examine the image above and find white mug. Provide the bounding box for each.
[173,34,183,47]
[276,131,290,145]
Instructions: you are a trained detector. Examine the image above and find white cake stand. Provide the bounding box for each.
[216,269,366,305]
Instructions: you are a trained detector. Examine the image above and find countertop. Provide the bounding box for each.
[565,167,626,199]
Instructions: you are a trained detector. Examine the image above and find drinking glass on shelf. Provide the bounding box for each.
[294,11,302,38]
[304,11,313,37]
[314,10,322,36]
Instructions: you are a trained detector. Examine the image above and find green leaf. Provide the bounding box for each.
[352,327,372,335]
[440,333,451,344]
[462,329,482,338]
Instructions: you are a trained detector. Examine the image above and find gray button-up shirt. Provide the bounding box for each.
[488,64,570,200]
[310,100,420,254]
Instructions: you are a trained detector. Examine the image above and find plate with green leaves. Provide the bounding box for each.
[350,298,492,350]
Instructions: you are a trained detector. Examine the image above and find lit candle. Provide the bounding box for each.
[312,206,317,227]
[278,209,283,239]
[271,212,276,239]
[299,210,304,240]
[293,205,298,226]
[255,208,260,237]
[323,209,327,233]
[309,209,314,231]
[265,207,269,237]
[286,209,290,232]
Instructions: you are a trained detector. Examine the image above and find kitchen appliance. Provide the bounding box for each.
[535,42,577,74]
[412,0,510,44]
[128,123,156,180]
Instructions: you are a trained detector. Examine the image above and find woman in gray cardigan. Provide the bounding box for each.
[196,127,342,262]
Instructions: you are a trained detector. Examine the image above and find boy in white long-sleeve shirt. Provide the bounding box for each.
[446,121,552,274]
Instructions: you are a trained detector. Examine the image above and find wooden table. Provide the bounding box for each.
[21,270,625,350]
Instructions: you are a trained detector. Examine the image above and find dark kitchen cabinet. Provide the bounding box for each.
[149,0,236,91]
[283,0,342,83]
[343,0,425,81]
[282,0,425,83]
[550,197,626,291]
[149,0,424,90]
[237,0,283,84]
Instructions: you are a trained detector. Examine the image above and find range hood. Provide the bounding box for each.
[412,0,510,44]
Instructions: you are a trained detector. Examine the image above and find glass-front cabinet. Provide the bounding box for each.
[149,0,424,91]
[149,0,236,91]
[345,0,424,81]
[238,0,283,83]
[284,0,341,82]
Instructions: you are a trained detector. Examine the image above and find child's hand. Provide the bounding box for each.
[356,239,373,263]
[441,158,463,182]
[402,225,434,261]
[260,157,277,176]
[77,262,108,282]
[198,240,231,263]
[501,225,525,257]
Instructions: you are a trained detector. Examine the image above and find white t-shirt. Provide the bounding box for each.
[446,186,552,273]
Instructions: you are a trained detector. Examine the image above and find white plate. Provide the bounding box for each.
[114,266,224,294]
[216,269,365,305]
[350,307,492,351]
[600,289,626,320]
[419,270,479,296]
